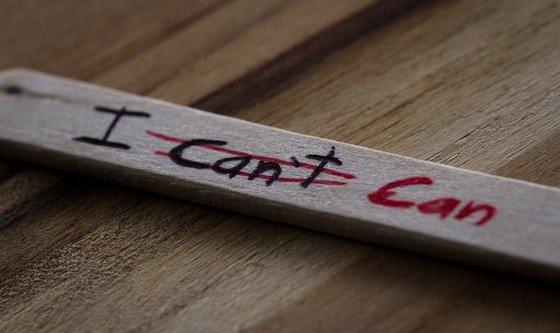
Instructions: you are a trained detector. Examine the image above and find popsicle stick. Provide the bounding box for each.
[0,69,559,281]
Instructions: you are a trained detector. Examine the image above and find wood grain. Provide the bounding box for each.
[1,0,560,332]
[1,69,559,281]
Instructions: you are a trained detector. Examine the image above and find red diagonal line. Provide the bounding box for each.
[154,151,346,186]
[146,130,356,180]
[147,130,183,143]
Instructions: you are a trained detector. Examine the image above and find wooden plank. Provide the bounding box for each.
[117,0,418,105]
[1,69,559,281]
[91,0,293,94]
[1,0,560,332]
[0,0,226,79]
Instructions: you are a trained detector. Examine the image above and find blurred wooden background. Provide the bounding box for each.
[1,0,560,331]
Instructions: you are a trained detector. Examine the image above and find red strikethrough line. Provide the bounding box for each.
[153,151,347,186]
[146,130,356,180]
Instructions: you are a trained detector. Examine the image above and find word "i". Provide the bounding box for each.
[74,106,151,150]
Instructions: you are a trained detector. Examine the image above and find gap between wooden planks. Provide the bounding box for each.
[0,69,558,282]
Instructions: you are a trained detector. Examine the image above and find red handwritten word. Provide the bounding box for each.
[147,130,356,187]
[368,177,495,226]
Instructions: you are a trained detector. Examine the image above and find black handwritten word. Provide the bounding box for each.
[147,130,355,188]
[74,106,150,150]
[170,141,341,188]
[3,85,23,95]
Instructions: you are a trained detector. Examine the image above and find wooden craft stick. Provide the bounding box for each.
[0,69,559,281]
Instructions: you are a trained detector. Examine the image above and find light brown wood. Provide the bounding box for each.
[1,69,559,281]
[1,0,560,332]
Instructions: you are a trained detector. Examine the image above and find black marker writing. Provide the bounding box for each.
[169,139,227,169]
[290,156,300,168]
[147,130,355,187]
[248,161,282,186]
[301,146,342,188]
[213,156,252,178]
[74,106,150,150]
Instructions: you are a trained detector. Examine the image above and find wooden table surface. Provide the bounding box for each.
[1,0,559,332]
